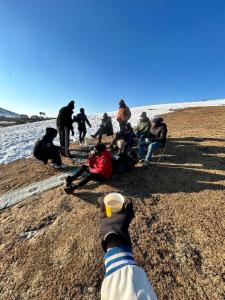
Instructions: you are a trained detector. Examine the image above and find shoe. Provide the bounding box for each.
[91,135,96,138]
[64,183,77,194]
[51,163,68,169]
[65,175,73,187]
[59,163,68,169]
[64,152,71,157]
[143,160,151,167]
[139,157,145,163]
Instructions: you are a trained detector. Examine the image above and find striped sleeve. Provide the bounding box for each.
[104,246,136,277]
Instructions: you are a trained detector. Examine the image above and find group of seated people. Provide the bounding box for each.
[33,111,167,192]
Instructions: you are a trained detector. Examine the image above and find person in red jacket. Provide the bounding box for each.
[64,143,112,193]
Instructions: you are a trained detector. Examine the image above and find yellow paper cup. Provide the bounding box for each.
[104,193,124,217]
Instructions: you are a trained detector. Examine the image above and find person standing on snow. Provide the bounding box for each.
[74,108,91,145]
[100,198,157,300]
[116,99,131,131]
[56,100,75,156]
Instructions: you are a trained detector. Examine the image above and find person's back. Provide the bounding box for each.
[75,108,91,129]
[56,102,74,128]
[33,128,62,166]
[117,99,131,123]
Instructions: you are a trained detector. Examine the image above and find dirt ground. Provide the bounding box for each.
[0,106,225,300]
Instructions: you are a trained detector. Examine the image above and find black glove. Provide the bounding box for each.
[99,198,134,252]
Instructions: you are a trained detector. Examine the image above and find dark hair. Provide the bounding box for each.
[45,127,57,137]
[94,143,106,153]
[68,100,75,109]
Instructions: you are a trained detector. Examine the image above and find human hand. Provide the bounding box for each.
[99,198,134,252]
[89,149,95,158]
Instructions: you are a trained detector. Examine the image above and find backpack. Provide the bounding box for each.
[126,107,131,120]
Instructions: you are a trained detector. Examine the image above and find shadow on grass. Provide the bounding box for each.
[68,136,225,204]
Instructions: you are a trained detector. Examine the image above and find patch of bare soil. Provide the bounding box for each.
[0,106,225,300]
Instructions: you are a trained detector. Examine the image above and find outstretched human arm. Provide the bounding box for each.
[85,115,91,127]
[99,199,134,252]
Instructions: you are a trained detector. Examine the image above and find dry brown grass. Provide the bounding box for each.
[0,106,225,299]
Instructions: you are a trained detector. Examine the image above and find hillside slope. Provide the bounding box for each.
[0,107,19,118]
[0,106,225,299]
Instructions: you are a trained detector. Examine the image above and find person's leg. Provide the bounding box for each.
[82,128,87,142]
[50,147,62,165]
[119,121,127,131]
[77,172,105,188]
[58,126,65,148]
[139,134,146,141]
[64,127,70,155]
[68,165,88,182]
[91,128,100,138]
[98,133,103,143]
[138,140,146,158]
[145,142,162,161]
[78,130,82,143]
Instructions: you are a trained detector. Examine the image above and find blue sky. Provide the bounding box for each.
[0,0,225,116]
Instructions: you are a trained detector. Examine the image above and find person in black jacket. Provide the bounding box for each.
[56,100,75,156]
[110,123,135,151]
[74,108,91,145]
[33,127,67,169]
[139,117,167,166]
[112,140,138,174]
[91,113,114,143]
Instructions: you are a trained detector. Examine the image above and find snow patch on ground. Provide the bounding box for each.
[1,99,225,164]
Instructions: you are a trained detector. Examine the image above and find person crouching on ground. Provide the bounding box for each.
[64,143,112,193]
[91,113,114,143]
[139,117,167,166]
[135,111,151,139]
[100,198,157,300]
[33,127,67,169]
[74,108,91,145]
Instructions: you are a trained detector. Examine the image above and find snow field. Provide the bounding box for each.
[0,99,225,164]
